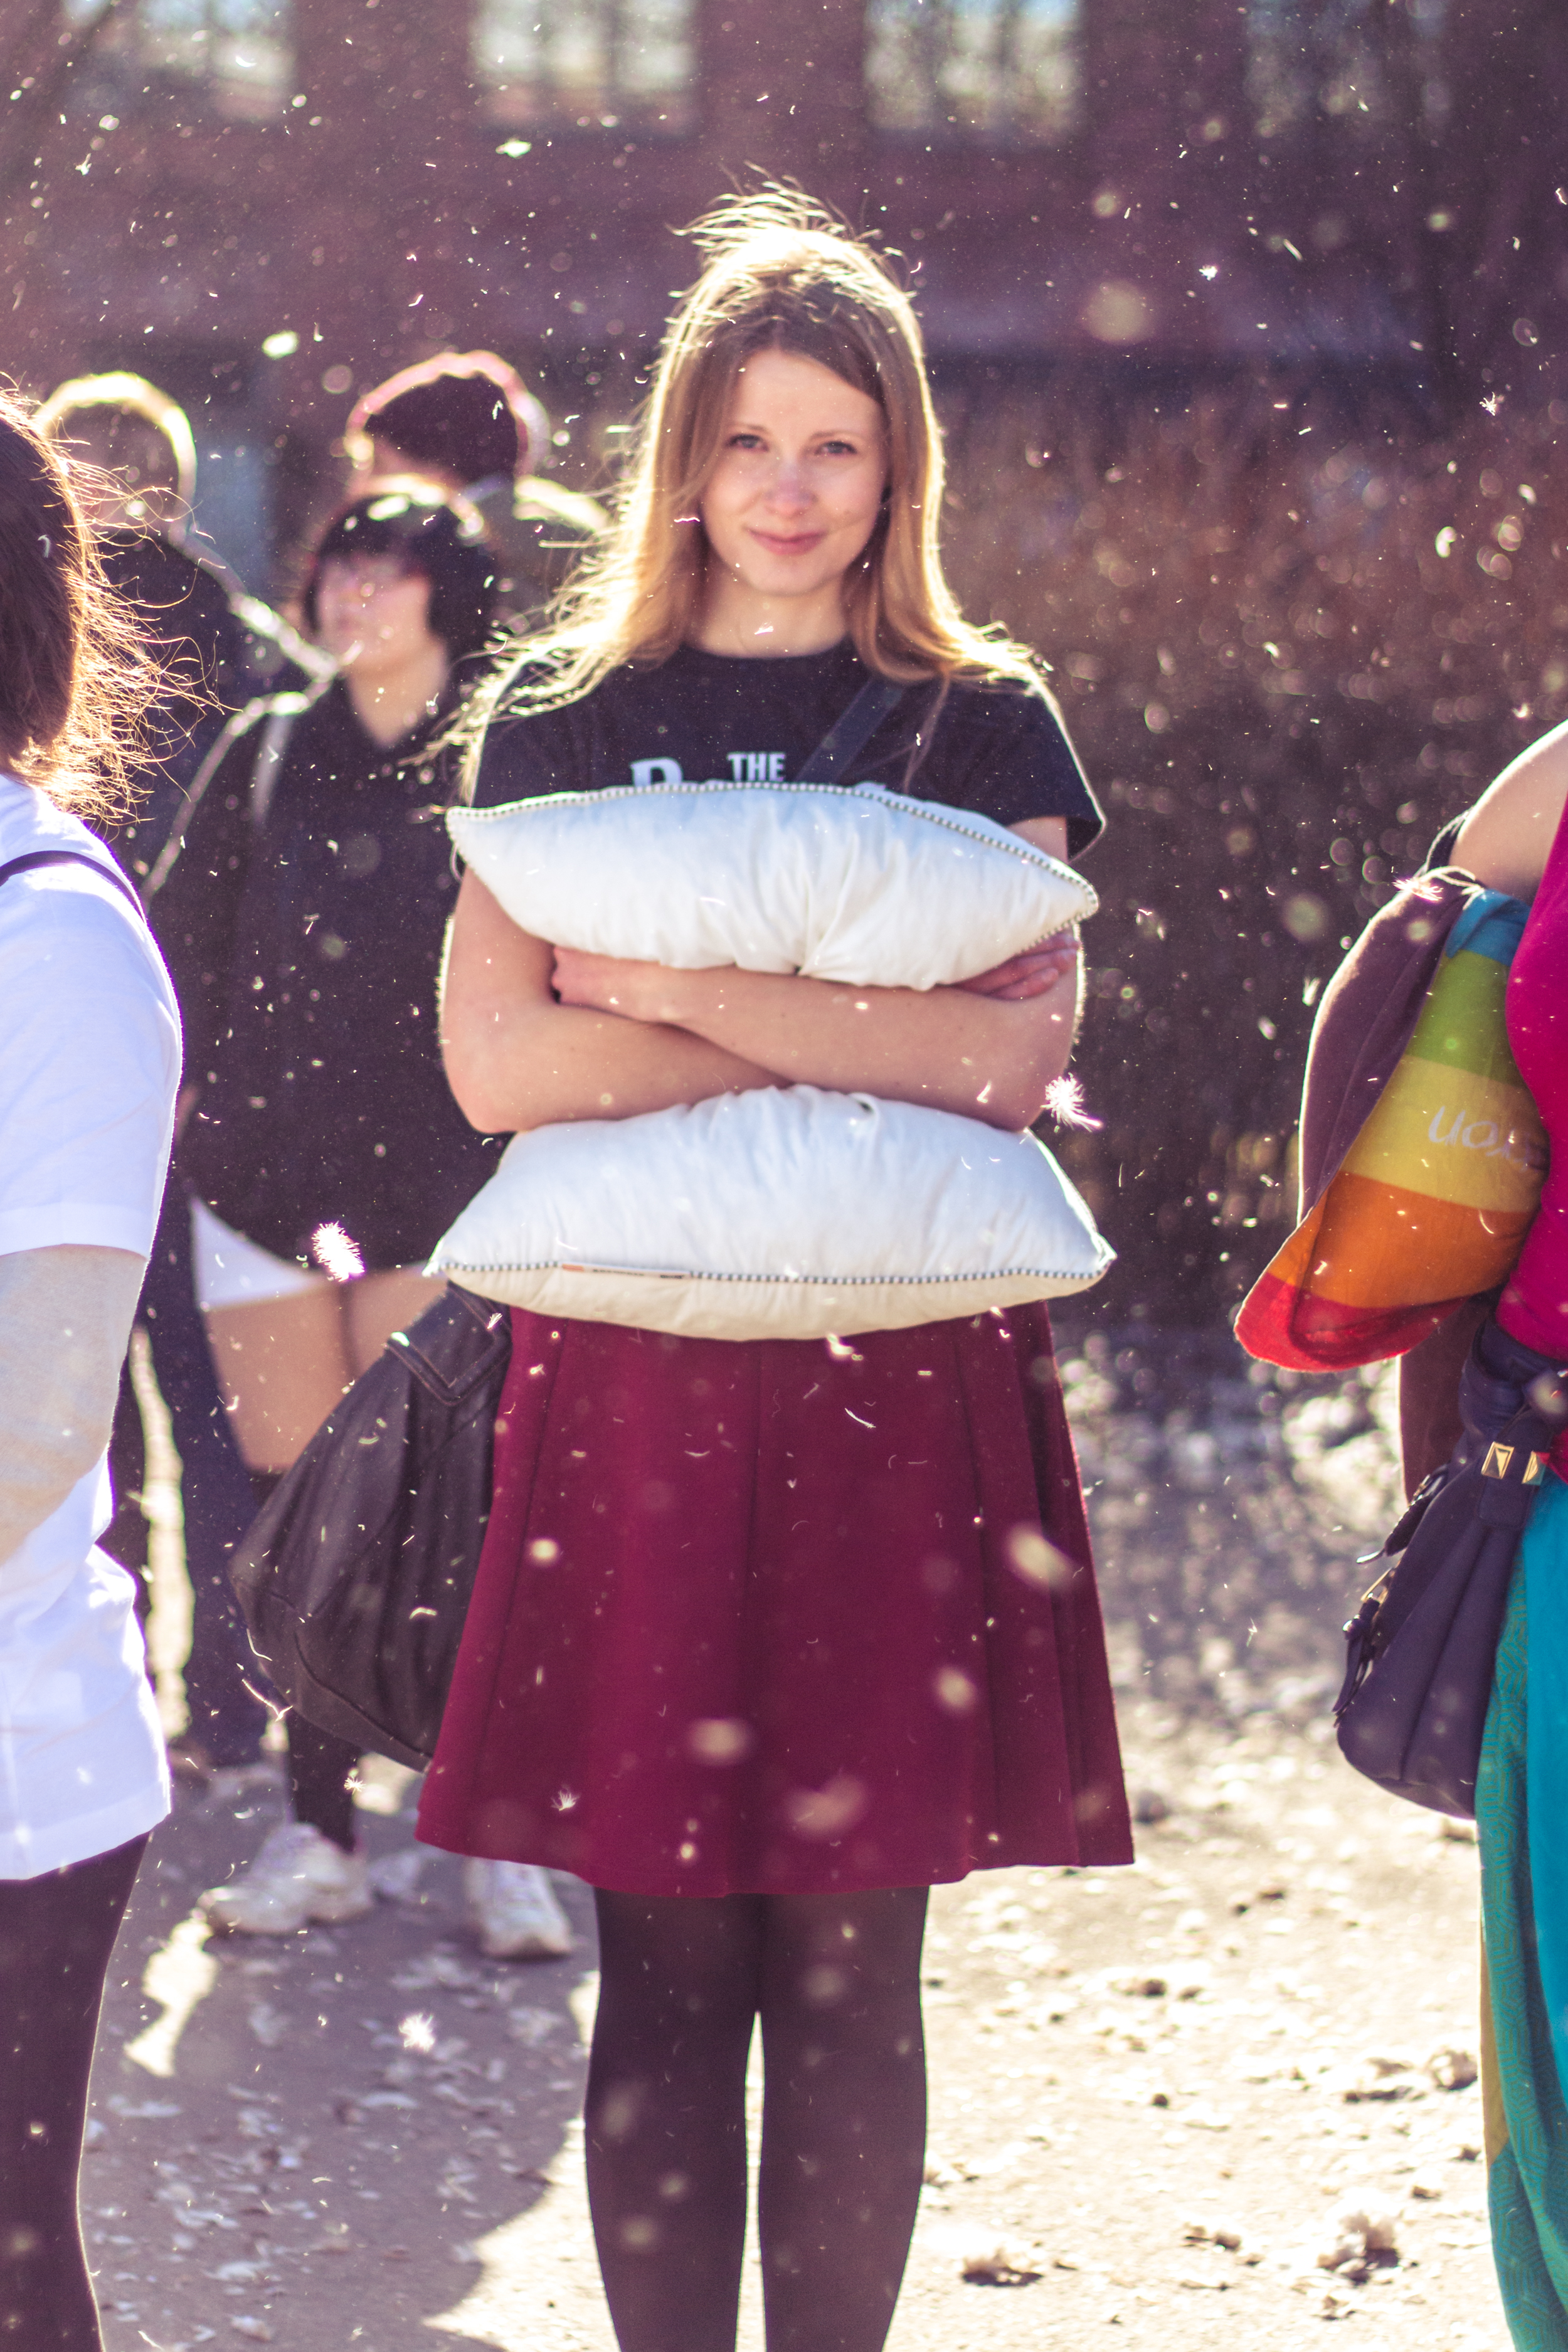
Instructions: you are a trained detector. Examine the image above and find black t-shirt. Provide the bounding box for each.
[472,640,1103,853]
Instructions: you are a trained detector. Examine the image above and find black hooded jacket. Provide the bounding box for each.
[154,676,499,1271]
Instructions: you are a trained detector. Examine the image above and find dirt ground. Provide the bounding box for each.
[89,1334,1507,2351]
[83,1703,1500,2352]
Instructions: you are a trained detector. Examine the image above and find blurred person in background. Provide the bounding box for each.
[151,482,572,1960]
[36,371,325,878]
[0,393,179,2350]
[37,372,329,1790]
[346,348,605,627]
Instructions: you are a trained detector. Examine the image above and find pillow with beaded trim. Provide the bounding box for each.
[433,783,1111,1338]
[446,779,1096,987]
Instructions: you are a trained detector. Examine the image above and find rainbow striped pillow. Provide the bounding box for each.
[1237,893,1545,1371]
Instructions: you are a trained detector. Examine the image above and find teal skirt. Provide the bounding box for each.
[1478,1471,1568,2346]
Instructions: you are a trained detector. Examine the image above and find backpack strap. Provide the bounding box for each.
[792,675,908,784]
[143,691,310,900]
[0,847,145,918]
[246,703,300,833]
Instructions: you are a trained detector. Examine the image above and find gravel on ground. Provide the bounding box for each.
[92,1331,1504,2349]
[85,1700,1500,2352]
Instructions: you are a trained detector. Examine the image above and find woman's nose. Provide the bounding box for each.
[763,462,812,513]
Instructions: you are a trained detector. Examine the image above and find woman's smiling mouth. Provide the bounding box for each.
[747,527,827,556]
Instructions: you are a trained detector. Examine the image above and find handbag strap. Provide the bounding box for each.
[1459,1318,1568,1523]
[792,675,908,784]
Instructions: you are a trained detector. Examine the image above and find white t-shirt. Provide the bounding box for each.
[0,778,180,1877]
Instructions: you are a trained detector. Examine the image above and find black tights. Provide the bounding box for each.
[0,1835,148,2351]
[586,1886,928,2352]
[248,1476,359,1854]
[286,1716,358,1851]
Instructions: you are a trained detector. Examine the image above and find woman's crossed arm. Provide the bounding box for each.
[440,817,1082,1138]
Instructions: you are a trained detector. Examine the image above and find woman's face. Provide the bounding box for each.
[699,349,888,610]
[314,550,443,676]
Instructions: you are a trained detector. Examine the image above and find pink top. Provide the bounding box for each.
[1498,802,1568,1359]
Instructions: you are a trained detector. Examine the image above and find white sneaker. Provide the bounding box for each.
[462,1859,573,1960]
[202,1820,373,1934]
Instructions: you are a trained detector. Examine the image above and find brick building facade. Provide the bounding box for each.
[1,0,1560,579]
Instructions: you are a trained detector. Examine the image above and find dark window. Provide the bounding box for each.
[1248,0,1447,141]
[63,0,292,122]
[472,0,696,135]
[866,0,1079,147]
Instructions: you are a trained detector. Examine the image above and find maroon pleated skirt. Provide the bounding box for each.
[416,1301,1131,1897]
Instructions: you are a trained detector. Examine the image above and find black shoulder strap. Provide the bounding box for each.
[1422,813,1466,874]
[246,703,302,833]
[142,691,310,902]
[0,847,145,917]
[792,675,908,784]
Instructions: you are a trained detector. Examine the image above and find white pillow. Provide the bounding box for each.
[447,780,1096,987]
[428,1086,1113,1342]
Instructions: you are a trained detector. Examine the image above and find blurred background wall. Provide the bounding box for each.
[3,0,1566,1328]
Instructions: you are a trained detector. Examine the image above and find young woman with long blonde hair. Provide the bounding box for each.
[420,191,1132,2352]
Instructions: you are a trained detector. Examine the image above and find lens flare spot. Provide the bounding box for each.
[687,1717,755,1765]
[1006,1525,1076,1590]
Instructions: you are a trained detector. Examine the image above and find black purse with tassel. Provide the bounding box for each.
[1334,1315,1568,1818]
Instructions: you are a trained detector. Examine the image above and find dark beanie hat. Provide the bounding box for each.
[349,351,526,483]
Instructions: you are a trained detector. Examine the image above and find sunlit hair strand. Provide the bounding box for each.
[0,388,162,826]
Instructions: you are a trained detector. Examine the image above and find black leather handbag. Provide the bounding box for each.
[1335,1315,1568,1817]
[228,1285,511,1769]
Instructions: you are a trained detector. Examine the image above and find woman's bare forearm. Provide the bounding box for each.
[555,953,1081,1131]
[0,1246,146,1570]
[679,967,1078,1130]
[440,874,776,1133]
[1453,721,1568,901]
[452,996,776,1133]
[442,870,1079,1138]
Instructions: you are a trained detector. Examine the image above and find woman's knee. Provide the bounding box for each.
[763,1887,929,2019]
[594,1889,766,2023]
[202,1286,351,1471]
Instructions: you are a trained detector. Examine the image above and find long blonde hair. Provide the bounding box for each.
[487,188,1042,724]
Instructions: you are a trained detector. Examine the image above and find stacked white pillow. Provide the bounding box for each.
[432,780,1113,1340]
[447,780,1094,985]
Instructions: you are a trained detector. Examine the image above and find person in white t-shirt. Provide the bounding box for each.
[0,393,180,2349]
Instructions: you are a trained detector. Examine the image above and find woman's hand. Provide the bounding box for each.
[958,932,1079,1002]
[551,946,687,1024]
